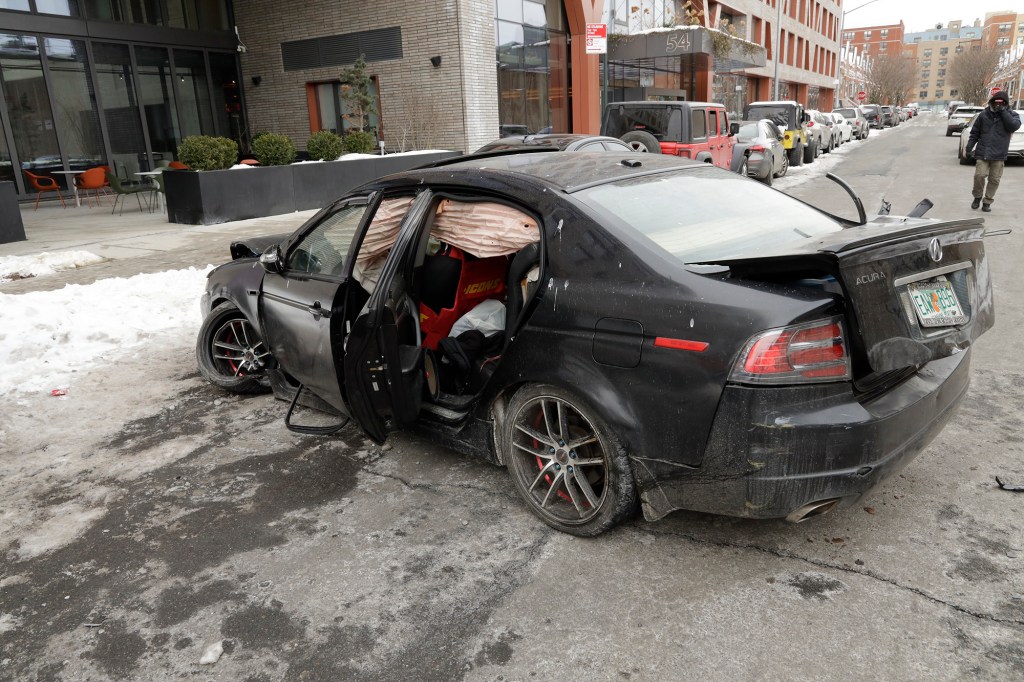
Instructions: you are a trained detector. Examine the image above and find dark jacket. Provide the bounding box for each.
[967,92,1022,161]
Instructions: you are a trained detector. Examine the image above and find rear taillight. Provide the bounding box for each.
[747,144,767,153]
[807,120,815,126]
[730,317,851,385]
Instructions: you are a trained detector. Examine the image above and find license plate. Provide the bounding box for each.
[907,279,967,327]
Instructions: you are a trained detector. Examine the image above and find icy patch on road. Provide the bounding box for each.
[773,125,897,191]
[0,251,105,284]
[13,504,108,561]
[0,266,213,395]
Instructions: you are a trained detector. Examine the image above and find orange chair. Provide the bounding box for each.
[23,171,67,210]
[74,168,110,208]
[168,160,189,170]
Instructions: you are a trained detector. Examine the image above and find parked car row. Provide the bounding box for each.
[479,99,879,189]
[947,105,984,137]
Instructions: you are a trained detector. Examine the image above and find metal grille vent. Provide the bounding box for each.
[281,27,403,71]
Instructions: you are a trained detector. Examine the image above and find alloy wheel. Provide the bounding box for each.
[506,394,609,526]
[210,317,271,379]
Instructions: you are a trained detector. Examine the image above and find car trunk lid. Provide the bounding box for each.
[706,216,994,377]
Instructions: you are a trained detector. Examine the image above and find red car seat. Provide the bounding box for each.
[419,244,507,350]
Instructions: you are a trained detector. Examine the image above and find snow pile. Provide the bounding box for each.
[0,266,213,395]
[0,251,105,284]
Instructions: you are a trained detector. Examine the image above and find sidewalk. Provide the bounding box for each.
[0,202,316,295]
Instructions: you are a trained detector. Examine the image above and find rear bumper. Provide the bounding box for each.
[637,350,971,521]
[948,122,969,132]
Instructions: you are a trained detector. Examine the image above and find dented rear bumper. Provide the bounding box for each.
[638,349,972,521]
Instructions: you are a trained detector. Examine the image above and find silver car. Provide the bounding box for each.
[947,105,983,136]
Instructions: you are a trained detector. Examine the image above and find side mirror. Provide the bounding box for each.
[730,122,740,136]
[260,245,283,274]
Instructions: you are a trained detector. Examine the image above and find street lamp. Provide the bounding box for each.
[835,0,884,107]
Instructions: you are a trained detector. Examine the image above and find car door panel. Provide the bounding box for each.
[344,190,435,443]
[259,197,376,414]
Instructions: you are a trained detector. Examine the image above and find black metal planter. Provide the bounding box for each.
[165,152,461,225]
[0,181,27,244]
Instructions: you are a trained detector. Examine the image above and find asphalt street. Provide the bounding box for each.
[1,113,1022,681]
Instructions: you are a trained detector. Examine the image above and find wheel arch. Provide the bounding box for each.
[694,151,714,164]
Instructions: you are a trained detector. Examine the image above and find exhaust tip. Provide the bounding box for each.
[785,498,841,523]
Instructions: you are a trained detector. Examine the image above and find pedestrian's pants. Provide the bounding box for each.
[973,159,1005,205]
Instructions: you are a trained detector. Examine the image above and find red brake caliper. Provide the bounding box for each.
[531,408,576,504]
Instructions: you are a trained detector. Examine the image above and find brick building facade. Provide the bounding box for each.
[842,21,904,59]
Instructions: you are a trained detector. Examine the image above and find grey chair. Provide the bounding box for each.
[105,171,148,215]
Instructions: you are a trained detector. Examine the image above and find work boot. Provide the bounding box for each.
[982,204,992,212]
[971,197,981,209]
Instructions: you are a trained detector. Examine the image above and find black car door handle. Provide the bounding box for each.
[307,301,330,319]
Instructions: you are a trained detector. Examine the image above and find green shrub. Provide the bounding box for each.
[176,135,238,171]
[306,130,344,161]
[251,133,296,166]
[343,130,375,154]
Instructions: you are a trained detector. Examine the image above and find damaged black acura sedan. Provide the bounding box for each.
[197,152,993,536]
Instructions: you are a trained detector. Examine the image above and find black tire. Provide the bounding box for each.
[789,143,804,167]
[945,129,953,137]
[620,130,660,153]
[196,302,273,394]
[804,139,817,164]
[502,384,638,536]
[738,160,748,177]
[774,151,789,178]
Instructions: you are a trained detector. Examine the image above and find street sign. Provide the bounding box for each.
[991,86,1002,96]
[586,23,607,55]
[857,91,866,101]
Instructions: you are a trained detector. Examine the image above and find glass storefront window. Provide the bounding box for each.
[311,79,380,137]
[36,0,81,16]
[173,49,213,137]
[0,34,66,187]
[0,121,13,184]
[208,51,241,142]
[43,38,103,169]
[134,45,180,160]
[495,0,569,135]
[0,0,30,10]
[92,41,148,178]
[82,0,228,29]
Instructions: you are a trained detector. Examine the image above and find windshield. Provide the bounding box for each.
[603,106,682,141]
[576,168,842,263]
[737,123,759,141]
[746,105,793,129]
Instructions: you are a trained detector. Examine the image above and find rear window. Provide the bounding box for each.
[737,123,759,141]
[576,167,842,263]
[835,108,857,118]
[603,106,682,141]
[746,105,799,130]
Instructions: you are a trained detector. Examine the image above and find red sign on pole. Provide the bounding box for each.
[586,23,607,55]
[857,91,866,101]
[991,86,1002,96]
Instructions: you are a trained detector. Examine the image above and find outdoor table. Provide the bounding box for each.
[51,170,85,207]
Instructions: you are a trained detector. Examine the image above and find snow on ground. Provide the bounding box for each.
[0,266,212,395]
[772,125,897,191]
[0,251,105,284]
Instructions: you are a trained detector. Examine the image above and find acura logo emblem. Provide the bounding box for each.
[929,238,943,263]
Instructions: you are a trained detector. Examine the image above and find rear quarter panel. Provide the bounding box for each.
[483,196,839,474]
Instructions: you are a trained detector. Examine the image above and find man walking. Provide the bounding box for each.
[966,90,1021,212]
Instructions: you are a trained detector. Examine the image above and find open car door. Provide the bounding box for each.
[343,190,435,443]
[259,194,377,414]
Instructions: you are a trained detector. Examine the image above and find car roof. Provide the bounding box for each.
[385,151,704,194]
[606,101,723,108]
[748,100,801,106]
[475,134,628,153]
